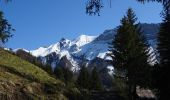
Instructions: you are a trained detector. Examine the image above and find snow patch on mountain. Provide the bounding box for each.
[74,40,110,60]
[107,66,114,76]
[31,47,48,57]
[13,48,29,53]
[72,35,97,47]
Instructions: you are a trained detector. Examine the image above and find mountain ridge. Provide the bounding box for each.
[14,23,159,74]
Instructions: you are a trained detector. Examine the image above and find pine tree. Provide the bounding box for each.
[157,4,170,99]
[63,67,73,84]
[90,67,103,91]
[0,11,14,46]
[108,8,151,100]
[43,64,53,75]
[77,66,90,89]
[54,66,65,81]
[54,67,73,84]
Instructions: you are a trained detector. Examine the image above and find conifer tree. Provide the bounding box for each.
[109,8,151,100]
[90,67,103,91]
[54,66,73,84]
[54,66,65,81]
[0,11,14,45]
[157,4,170,99]
[63,67,73,84]
[77,66,90,89]
[43,64,53,75]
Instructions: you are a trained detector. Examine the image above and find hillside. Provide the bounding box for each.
[0,49,67,100]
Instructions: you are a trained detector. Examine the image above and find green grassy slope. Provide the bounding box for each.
[0,49,60,84]
[0,49,67,100]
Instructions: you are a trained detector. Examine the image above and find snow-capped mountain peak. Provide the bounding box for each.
[30,35,96,58]
[72,35,97,47]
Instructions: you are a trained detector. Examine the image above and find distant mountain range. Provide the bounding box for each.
[14,23,160,78]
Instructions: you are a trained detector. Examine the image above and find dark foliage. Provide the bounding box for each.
[77,66,90,89]
[16,49,35,63]
[63,67,73,84]
[156,4,170,99]
[43,64,53,75]
[54,66,73,84]
[86,0,103,16]
[86,0,169,15]
[54,66,65,81]
[0,11,14,45]
[90,67,103,90]
[137,0,164,3]
[108,8,152,99]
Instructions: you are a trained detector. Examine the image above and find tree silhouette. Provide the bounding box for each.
[86,0,169,15]
[156,3,170,99]
[77,66,90,89]
[90,67,103,90]
[0,11,14,46]
[108,8,152,99]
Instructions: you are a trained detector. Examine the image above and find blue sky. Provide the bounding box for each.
[0,0,162,50]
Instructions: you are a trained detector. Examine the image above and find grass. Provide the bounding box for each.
[0,49,67,99]
[0,49,63,85]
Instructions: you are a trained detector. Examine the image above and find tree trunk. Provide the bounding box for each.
[129,84,137,100]
[132,84,137,100]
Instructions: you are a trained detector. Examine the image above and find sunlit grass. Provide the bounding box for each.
[0,49,63,85]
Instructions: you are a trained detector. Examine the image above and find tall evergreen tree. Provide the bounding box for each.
[157,3,170,99]
[77,66,90,89]
[0,11,14,46]
[90,67,103,91]
[108,8,151,100]
[54,66,65,81]
[63,67,73,84]
[54,67,73,84]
